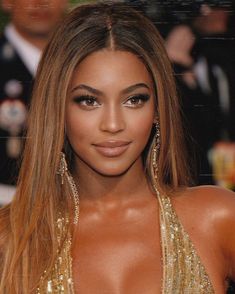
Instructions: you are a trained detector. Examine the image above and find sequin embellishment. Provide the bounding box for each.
[158,194,214,293]
[36,217,74,293]
[36,194,214,293]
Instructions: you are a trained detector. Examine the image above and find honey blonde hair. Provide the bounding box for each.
[0,3,190,292]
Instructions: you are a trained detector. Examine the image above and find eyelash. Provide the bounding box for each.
[125,94,150,106]
[73,94,150,108]
[73,95,99,107]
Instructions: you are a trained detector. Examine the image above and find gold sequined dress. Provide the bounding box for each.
[37,194,215,293]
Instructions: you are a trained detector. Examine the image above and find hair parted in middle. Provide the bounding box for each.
[0,3,190,292]
[30,1,189,190]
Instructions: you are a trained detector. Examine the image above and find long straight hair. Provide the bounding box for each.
[0,3,190,292]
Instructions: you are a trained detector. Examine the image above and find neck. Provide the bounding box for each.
[74,158,153,206]
[14,26,48,51]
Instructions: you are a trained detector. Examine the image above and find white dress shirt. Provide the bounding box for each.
[5,24,42,77]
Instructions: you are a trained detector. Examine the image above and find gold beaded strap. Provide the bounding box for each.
[158,194,215,293]
[36,216,74,293]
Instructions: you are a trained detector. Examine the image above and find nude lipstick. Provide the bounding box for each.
[93,141,131,157]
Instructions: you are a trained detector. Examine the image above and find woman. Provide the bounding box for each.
[0,3,234,293]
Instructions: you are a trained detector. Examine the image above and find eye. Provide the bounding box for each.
[73,95,100,108]
[124,94,150,107]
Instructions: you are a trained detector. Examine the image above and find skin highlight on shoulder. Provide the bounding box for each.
[172,185,235,288]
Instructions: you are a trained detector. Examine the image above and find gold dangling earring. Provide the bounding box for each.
[152,121,160,181]
[57,152,79,225]
[56,152,68,185]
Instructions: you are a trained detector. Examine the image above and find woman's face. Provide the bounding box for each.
[66,49,155,176]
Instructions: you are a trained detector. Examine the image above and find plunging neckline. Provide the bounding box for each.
[36,193,215,293]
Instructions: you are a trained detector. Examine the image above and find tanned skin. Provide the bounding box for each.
[66,49,235,293]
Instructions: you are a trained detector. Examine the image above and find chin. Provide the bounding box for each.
[94,168,129,178]
[90,161,135,178]
[75,153,138,177]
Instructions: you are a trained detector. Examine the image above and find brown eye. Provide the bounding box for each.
[84,98,97,106]
[125,94,150,107]
[129,97,141,104]
[73,95,100,107]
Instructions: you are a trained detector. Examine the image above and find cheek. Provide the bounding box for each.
[134,119,153,147]
[14,8,31,25]
[65,108,96,145]
[129,108,155,143]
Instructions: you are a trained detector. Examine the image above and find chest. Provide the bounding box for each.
[72,210,163,293]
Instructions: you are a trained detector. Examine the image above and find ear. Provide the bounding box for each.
[1,0,13,13]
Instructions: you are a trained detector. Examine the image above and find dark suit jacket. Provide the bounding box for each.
[0,33,33,185]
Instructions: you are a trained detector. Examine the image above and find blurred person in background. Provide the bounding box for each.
[0,0,68,204]
[165,0,235,189]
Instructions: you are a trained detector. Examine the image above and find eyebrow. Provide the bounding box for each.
[71,83,150,95]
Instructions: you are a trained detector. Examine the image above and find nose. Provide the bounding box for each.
[100,105,125,134]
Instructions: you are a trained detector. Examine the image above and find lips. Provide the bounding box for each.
[93,141,131,157]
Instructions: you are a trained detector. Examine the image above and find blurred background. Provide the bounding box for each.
[0,0,96,31]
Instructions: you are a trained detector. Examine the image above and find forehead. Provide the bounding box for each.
[70,49,153,90]
[11,0,67,9]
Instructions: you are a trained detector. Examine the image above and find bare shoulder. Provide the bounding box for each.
[182,185,235,239]
[172,185,235,279]
[189,184,235,200]
[173,185,235,232]
[173,185,235,216]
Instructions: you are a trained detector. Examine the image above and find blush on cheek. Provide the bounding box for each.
[143,128,154,145]
[135,122,154,148]
[137,115,154,133]
[65,116,92,151]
